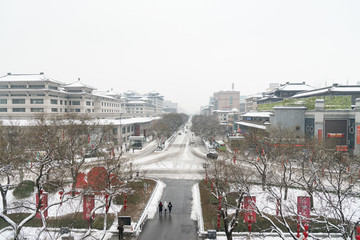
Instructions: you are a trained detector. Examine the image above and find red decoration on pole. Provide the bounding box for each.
[297,196,310,224]
[88,134,90,143]
[59,191,63,206]
[276,199,280,216]
[83,195,95,220]
[304,223,309,239]
[356,226,360,240]
[244,196,256,224]
[296,224,300,238]
[248,223,252,232]
[233,155,236,163]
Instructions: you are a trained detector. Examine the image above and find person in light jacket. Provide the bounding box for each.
[163,201,168,214]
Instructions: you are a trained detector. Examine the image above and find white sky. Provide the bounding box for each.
[1,0,360,113]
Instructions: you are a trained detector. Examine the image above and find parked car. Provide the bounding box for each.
[206,152,218,159]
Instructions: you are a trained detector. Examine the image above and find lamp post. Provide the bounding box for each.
[119,111,123,155]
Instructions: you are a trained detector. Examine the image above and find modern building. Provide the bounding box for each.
[245,94,263,112]
[213,90,240,111]
[163,100,178,113]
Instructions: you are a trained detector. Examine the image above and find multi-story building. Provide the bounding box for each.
[146,91,164,114]
[0,73,164,120]
[245,94,263,112]
[213,90,240,111]
[163,100,178,113]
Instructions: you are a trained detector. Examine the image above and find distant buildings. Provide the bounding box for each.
[0,73,174,120]
[213,90,240,111]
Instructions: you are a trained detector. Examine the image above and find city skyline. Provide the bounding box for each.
[1,0,359,113]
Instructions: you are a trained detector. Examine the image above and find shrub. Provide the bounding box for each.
[43,180,62,193]
[92,214,115,230]
[13,180,35,199]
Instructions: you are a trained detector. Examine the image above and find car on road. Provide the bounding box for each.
[206,152,218,159]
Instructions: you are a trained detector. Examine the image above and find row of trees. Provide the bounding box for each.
[149,113,189,145]
[204,127,360,240]
[0,113,130,239]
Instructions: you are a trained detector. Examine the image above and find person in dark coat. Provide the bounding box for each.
[158,201,163,215]
[168,202,173,214]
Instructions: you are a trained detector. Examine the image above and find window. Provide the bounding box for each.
[86,101,91,106]
[30,99,44,104]
[0,85,8,89]
[29,94,45,96]
[31,108,44,112]
[12,99,25,104]
[92,102,94,106]
[86,109,91,113]
[50,99,58,104]
[113,128,118,135]
[122,127,125,134]
[48,86,58,90]
[11,94,27,96]
[0,99,7,104]
[60,100,63,105]
[127,126,130,132]
[0,108,7,112]
[51,108,58,112]
[10,85,26,89]
[72,101,80,105]
[75,109,80,112]
[13,108,25,112]
[29,85,45,89]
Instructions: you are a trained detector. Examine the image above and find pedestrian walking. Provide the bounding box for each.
[164,201,168,214]
[168,202,173,214]
[158,201,163,215]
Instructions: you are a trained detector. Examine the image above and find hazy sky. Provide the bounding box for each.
[1,1,360,113]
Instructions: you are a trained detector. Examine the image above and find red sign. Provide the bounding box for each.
[318,130,322,143]
[244,196,256,223]
[327,133,344,138]
[83,195,95,220]
[336,145,348,152]
[297,196,310,224]
[36,193,48,218]
[357,126,360,144]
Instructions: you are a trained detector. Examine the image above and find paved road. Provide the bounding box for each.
[138,179,198,240]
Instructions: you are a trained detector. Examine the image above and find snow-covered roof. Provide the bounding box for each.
[127,101,147,104]
[63,79,96,90]
[236,121,267,130]
[277,82,314,91]
[292,88,329,98]
[292,85,360,98]
[241,112,273,118]
[0,73,64,85]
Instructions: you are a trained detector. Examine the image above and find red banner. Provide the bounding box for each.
[336,145,348,152]
[357,126,360,144]
[297,196,310,224]
[244,196,256,223]
[318,130,322,144]
[36,193,48,218]
[83,195,95,220]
